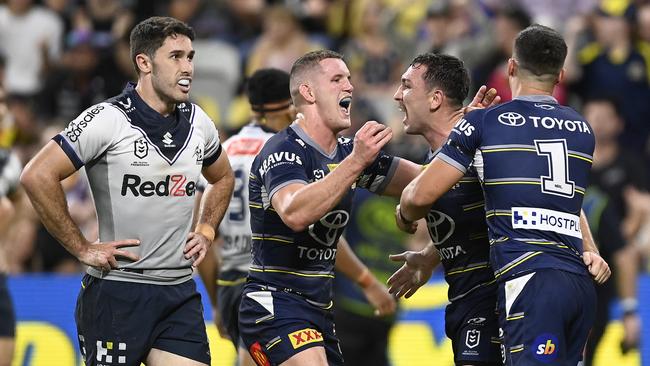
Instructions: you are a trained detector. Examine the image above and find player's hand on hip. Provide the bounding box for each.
[351,121,392,166]
[463,85,501,114]
[79,239,140,272]
[583,251,611,284]
[395,204,418,234]
[387,250,434,298]
[185,232,212,267]
[362,277,397,316]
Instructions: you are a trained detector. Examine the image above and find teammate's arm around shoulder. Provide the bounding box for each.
[272,121,391,231]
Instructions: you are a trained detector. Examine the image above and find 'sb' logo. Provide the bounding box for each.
[498,112,526,127]
[533,333,558,363]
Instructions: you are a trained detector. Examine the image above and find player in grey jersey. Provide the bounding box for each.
[21,17,234,366]
[197,68,396,366]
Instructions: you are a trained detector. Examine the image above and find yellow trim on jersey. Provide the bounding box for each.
[510,346,525,354]
[495,252,543,279]
[447,264,490,276]
[216,278,247,286]
[463,202,485,211]
[249,203,263,209]
[567,153,593,163]
[482,148,535,153]
[486,212,512,219]
[249,267,335,278]
[251,236,293,244]
[507,315,525,321]
[525,241,569,249]
[267,338,282,350]
[255,315,274,324]
[484,181,541,186]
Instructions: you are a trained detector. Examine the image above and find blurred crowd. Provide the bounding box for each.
[0,0,649,317]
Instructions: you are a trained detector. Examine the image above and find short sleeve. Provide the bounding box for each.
[52,103,117,170]
[356,151,400,194]
[438,109,485,174]
[258,140,309,201]
[193,106,222,167]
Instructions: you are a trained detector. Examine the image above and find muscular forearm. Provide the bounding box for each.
[335,237,369,283]
[196,173,234,230]
[580,210,599,254]
[21,172,88,257]
[275,156,364,231]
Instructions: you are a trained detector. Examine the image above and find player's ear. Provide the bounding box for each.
[429,89,443,111]
[298,84,315,104]
[557,68,565,85]
[507,58,516,77]
[135,53,152,74]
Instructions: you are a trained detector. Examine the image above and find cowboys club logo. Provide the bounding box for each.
[426,210,455,245]
[466,329,481,349]
[134,138,148,159]
[497,112,526,127]
[309,210,349,247]
[534,103,555,110]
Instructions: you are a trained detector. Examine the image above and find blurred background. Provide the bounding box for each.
[1,0,650,365]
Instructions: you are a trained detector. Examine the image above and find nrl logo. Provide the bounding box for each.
[134,138,148,159]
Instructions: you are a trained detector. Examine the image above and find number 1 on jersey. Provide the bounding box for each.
[535,139,575,198]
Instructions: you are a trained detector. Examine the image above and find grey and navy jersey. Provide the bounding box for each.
[248,123,400,306]
[219,123,275,272]
[439,95,594,281]
[54,83,222,284]
[423,150,495,302]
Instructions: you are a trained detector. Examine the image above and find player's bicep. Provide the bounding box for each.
[381,159,422,197]
[202,150,233,185]
[23,140,78,183]
[270,182,307,218]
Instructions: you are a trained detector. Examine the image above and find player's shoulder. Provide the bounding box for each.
[223,124,274,156]
[72,101,123,124]
[260,126,307,154]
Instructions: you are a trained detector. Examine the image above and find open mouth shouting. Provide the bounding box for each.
[339,96,352,117]
[177,77,192,93]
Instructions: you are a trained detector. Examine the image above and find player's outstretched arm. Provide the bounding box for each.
[580,210,611,284]
[272,121,392,231]
[189,152,235,267]
[397,158,464,233]
[335,236,396,316]
[21,141,140,271]
[387,242,440,298]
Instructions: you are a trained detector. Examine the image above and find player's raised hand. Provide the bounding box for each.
[583,251,611,284]
[351,121,392,166]
[185,232,212,267]
[361,277,397,316]
[387,250,436,298]
[462,85,501,114]
[78,239,140,272]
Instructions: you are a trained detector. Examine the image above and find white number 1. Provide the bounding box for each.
[535,139,575,198]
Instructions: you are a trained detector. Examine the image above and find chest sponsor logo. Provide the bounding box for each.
[289,328,323,349]
[162,132,176,147]
[512,207,581,238]
[258,151,303,177]
[134,138,148,159]
[65,105,105,142]
[497,112,526,127]
[96,340,127,364]
[465,329,480,349]
[426,210,455,245]
[309,210,349,247]
[193,145,203,164]
[529,116,591,134]
[121,174,196,197]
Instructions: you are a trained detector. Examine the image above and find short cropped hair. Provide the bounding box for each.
[289,50,344,103]
[410,53,469,107]
[130,16,195,75]
[514,24,567,78]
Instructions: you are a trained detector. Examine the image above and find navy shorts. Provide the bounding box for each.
[445,289,501,365]
[75,274,210,366]
[216,270,247,349]
[497,269,596,366]
[239,286,343,366]
[0,274,16,338]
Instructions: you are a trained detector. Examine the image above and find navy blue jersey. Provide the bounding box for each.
[248,123,399,306]
[439,95,594,281]
[424,150,495,302]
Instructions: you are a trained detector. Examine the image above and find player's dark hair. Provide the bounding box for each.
[130,16,195,75]
[514,24,567,78]
[290,50,343,101]
[247,68,291,111]
[410,53,469,108]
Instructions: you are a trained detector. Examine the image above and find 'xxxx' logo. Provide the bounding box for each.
[289,328,323,349]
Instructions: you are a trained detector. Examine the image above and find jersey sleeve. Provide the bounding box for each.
[52,103,117,170]
[259,139,309,201]
[438,109,485,173]
[193,105,222,167]
[356,151,400,194]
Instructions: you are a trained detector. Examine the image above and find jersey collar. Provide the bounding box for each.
[514,95,559,104]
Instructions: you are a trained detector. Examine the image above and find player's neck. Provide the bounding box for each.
[135,81,176,117]
[510,78,554,99]
[295,110,338,154]
[425,108,464,151]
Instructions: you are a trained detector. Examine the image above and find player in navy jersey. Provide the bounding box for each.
[239,50,423,366]
[396,25,610,365]
[387,53,502,366]
[21,17,234,366]
[197,68,395,366]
